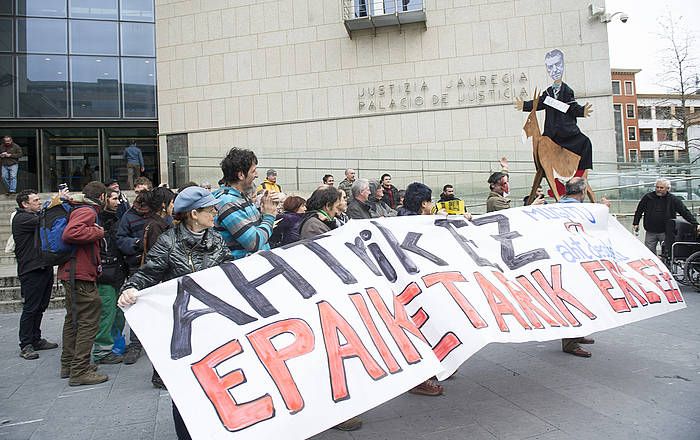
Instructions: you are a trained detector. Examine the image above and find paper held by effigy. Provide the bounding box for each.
[544,96,570,113]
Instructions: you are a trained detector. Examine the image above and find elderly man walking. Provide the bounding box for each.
[632,178,699,256]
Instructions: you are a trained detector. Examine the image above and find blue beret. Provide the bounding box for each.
[174,186,218,214]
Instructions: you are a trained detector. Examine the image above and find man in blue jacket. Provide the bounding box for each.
[123,140,144,190]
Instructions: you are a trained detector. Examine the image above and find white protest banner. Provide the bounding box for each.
[124,204,685,440]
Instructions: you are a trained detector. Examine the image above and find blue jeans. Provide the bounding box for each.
[2,163,18,193]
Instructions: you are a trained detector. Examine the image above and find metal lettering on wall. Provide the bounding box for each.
[357,70,530,113]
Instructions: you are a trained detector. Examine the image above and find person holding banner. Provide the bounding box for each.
[299,185,344,240]
[397,181,449,395]
[118,186,233,440]
[557,177,597,358]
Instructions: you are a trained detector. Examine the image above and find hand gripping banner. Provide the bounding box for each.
[124,204,685,439]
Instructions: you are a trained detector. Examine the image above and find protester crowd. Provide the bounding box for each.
[10,147,693,438]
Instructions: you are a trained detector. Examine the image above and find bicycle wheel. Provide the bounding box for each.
[683,251,700,290]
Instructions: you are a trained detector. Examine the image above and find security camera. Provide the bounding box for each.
[601,11,629,23]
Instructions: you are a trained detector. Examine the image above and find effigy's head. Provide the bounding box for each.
[545,49,564,81]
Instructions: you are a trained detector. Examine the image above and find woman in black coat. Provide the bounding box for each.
[118,186,232,440]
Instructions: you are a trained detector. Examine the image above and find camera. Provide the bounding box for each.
[620,13,629,23]
[58,183,68,191]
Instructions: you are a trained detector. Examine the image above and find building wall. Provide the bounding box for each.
[155,0,616,200]
[611,71,639,161]
[637,94,699,162]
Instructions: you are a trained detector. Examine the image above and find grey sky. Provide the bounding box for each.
[605,0,700,93]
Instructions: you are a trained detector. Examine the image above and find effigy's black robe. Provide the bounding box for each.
[522,82,593,170]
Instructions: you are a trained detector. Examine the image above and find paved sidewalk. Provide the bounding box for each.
[1,290,699,440]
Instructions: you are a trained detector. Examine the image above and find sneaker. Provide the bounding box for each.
[61,364,98,379]
[332,416,362,431]
[33,339,59,350]
[408,379,444,396]
[20,345,39,360]
[123,345,142,365]
[68,371,108,386]
[95,352,123,364]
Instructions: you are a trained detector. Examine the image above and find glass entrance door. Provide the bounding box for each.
[42,128,100,192]
[1,128,39,191]
[104,127,158,189]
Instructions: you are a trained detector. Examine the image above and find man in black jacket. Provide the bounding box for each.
[13,190,58,360]
[93,188,126,364]
[633,178,699,255]
[347,179,375,219]
[116,193,150,364]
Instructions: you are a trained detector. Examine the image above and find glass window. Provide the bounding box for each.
[17,18,67,54]
[384,0,422,14]
[42,128,100,191]
[16,0,67,17]
[658,150,674,162]
[657,128,672,141]
[69,0,117,20]
[627,126,636,141]
[638,106,651,119]
[120,22,154,56]
[640,150,654,163]
[122,57,155,118]
[70,20,118,55]
[676,128,686,141]
[656,106,671,119]
[17,54,68,117]
[120,0,154,22]
[105,127,158,187]
[626,104,635,118]
[624,81,633,95]
[639,128,654,142]
[0,0,13,15]
[613,104,624,161]
[611,80,621,95]
[0,54,14,117]
[628,149,638,162]
[0,17,11,52]
[71,56,119,117]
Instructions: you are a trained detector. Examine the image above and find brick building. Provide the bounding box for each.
[611,68,640,162]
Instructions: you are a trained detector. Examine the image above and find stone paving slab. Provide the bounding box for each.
[0,291,698,440]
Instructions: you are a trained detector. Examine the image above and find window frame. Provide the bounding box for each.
[624,80,634,95]
[612,80,621,95]
[626,103,635,119]
[627,126,637,141]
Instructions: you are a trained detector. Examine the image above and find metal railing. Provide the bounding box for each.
[342,0,424,20]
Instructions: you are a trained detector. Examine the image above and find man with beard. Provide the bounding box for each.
[439,184,459,203]
[93,188,127,364]
[214,148,277,259]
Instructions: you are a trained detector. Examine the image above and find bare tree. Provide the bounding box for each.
[655,12,699,159]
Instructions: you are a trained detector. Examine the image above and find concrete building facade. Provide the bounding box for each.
[154,0,617,199]
[637,93,700,163]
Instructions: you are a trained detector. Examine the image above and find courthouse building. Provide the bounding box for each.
[172,2,615,195]
[0,0,158,191]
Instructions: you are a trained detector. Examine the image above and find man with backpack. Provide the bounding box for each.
[13,190,58,360]
[58,181,107,386]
